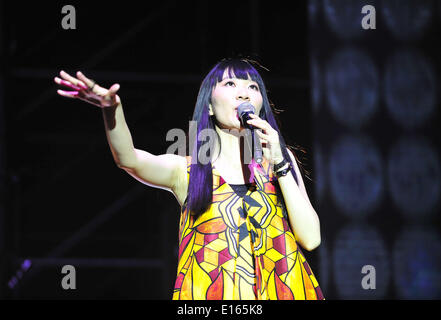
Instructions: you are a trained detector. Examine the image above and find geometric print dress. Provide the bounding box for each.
[173,156,324,300]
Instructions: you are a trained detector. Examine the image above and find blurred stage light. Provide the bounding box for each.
[329,135,383,218]
[393,227,441,299]
[308,0,321,26]
[310,57,322,115]
[381,0,432,41]
[333,224,390,299]
[313,143,326,203]
[323,0,370,39]
[325,48,379,129]
[384,50,436,129]
[317,238,330,295]
[387,136,440,221]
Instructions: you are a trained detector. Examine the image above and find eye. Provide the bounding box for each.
[225,80,235,87]
[249,84,259,91]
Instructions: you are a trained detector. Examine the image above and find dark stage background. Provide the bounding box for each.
[0,0,440,299]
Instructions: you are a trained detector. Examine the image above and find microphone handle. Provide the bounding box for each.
[252,129,263,163]
[240,111,262,163]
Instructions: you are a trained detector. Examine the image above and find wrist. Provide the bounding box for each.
[276,163,289,172]
[275,162,292,178]
[273,158,287,172]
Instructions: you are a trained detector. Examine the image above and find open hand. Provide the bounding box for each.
[54,70,120,108]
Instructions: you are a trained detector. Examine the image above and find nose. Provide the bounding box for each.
[236,87,250,101]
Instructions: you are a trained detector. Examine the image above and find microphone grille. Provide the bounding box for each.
[237,102,255,116]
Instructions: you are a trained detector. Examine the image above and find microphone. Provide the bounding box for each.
[237,102,263,164]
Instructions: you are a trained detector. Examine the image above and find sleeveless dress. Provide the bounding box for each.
[172,156,324,300]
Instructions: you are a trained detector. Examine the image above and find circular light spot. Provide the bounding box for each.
[381,0,433,41]
[333,224,390,299]
[329,135,383,218]
[325,48,379,129]
[393,227,441,299]
[323,0,369,39]
[384,50,436,129]
[387,136,440,220]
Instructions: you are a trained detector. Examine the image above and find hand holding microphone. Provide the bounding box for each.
[237,102,263,163]
[237,102,285,165]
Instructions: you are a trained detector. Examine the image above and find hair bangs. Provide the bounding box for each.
[208,59,262,89]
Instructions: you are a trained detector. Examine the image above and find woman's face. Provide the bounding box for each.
[210,69,263,130]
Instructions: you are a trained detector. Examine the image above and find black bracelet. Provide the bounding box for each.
[273,158,288,172]
[275,163,292,178]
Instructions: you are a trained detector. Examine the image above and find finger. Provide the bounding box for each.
[54,77,81,90]
[247,118,266,130]
[256,118,271,127]
[108,83,120,95]
[76,71,95,88]
[257,135,268,144]
[251,119,275,134]
[59,70,80,86]
[255,129,270,139]
[57,89,79,98]
[259,140,268,148]
[76,80,88,90]
[59,70,88,89]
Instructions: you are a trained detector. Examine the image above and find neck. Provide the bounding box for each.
[213,125,243,167]
[213,125,259,184]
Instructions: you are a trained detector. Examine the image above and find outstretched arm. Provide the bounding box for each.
[54,71,188,205]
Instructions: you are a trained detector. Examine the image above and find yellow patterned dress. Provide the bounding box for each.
[173,157,324,300]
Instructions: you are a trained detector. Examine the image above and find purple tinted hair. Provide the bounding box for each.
[186,58,299,217]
